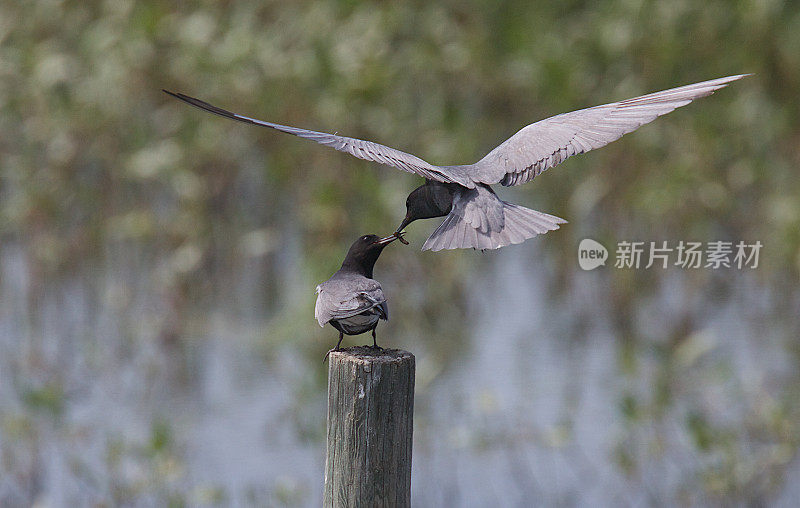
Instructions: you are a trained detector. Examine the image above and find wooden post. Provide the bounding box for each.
[324,347,415,508]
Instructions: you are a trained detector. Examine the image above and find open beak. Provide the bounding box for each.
[375,233,401,246]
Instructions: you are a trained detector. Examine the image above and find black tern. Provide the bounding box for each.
[315,233,400,355]
[165,74,747,251]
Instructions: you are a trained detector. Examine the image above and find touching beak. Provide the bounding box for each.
[375,233,401,246]
[394,214,413,245]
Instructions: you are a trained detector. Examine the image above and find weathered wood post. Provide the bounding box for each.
[324,347,415,507]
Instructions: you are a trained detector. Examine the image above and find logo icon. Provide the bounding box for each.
[578,238,608,271]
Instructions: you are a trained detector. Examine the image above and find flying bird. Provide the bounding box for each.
[164,74,747,251]
[314,233,400,355]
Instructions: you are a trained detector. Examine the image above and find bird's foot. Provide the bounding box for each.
[323,347,340,363]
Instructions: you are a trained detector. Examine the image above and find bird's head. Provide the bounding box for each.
[342,233,401,277]
[394,183,455,243]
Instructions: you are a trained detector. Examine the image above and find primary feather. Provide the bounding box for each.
[472,74,749,186]
[165,75,747,189]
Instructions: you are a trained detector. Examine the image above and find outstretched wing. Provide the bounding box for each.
[472,74,749,186]
[164,90,473,187]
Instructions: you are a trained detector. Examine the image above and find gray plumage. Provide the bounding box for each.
[315,273,388,333]
[165,74,747,250]
[421,184,566,252]
[313,233,398,351]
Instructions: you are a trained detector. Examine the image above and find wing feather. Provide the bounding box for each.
[166,75,746,190]
[421,186,566,251]
[472,74,749,186]
[164,90,473,187]
[314,278,386,327]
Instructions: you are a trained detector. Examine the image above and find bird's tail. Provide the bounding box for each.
[422,201,566,251]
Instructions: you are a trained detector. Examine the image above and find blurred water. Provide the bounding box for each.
[0,237,798,507]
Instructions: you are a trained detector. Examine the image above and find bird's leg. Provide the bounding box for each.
[324,331,345,362]
[371,328,383,350]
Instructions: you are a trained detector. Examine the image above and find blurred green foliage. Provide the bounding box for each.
[1,0,799,505]
[3,0,798,276]
[2,0,797,362]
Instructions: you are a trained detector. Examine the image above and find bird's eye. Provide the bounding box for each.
[362,236,369,241]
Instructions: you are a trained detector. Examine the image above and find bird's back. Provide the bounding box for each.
[315,270,387,327]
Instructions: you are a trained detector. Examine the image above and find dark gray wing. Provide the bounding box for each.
[471,75,749,186]
[164,90,473,187]
[314,276,387,327]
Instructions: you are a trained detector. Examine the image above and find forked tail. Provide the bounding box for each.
[422,201,566,251]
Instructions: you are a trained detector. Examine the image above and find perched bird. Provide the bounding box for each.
[164,74,747,251]
[315,233,400,354]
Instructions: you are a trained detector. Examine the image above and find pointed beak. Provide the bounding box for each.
[374,233,401,246]
[394,214,413,244]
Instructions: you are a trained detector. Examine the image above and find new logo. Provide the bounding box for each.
[578,238,608,271]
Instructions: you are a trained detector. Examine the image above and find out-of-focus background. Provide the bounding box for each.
[1,1,799,506]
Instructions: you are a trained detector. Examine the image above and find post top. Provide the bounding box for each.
[328,346,414,364]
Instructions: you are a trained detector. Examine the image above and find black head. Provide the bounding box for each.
[341,233,399,278]
[395,182,455,239]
